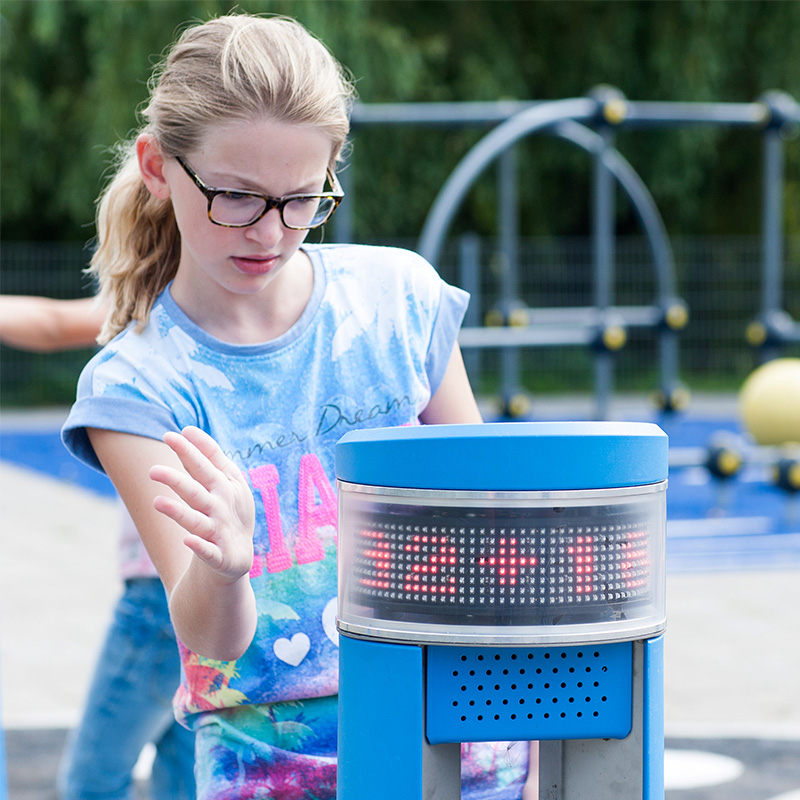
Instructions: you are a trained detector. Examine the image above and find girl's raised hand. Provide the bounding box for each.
[150,426,255,582]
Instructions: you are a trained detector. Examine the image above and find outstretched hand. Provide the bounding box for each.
[150,426,255,583]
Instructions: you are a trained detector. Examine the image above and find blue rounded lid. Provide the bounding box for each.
[335,421,668,491]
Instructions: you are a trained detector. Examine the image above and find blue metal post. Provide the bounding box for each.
[336,423,668,800]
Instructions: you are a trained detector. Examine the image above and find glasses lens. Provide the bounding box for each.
[283,196,336,229]
[210,192,267,226]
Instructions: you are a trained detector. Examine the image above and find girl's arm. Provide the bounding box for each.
[521,741,539,799]
[87,426,258,661]
[0,295,106,352]
[419,343,483,425]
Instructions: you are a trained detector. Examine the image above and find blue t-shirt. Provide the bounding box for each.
[62,243,468,722]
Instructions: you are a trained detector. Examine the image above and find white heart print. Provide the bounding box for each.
[273,632,311,666]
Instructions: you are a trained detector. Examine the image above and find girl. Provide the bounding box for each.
[62,14,532,799]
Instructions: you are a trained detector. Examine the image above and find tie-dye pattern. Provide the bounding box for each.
[193,700,529,800]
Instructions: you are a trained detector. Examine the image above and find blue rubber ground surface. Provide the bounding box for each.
[656,413,800,572]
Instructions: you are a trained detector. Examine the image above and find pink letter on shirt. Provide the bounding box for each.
[296,454,338,565]
[249,464,293,574]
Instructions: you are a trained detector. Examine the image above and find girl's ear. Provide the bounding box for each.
[137,134,171,200]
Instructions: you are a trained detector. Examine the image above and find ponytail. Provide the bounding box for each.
[90,146,180,344]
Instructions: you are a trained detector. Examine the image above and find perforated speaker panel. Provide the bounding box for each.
[426,642,632,744]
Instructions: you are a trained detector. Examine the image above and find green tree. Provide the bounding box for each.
[1,0,798,243]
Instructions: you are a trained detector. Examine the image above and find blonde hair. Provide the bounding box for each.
[91,14,355,343]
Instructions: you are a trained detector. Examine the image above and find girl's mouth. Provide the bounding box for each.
[232,255,278,275]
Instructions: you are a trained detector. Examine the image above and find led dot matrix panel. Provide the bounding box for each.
[348,499,652,626]
[336,422,668,645]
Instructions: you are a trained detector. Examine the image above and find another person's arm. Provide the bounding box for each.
[0,295,106,352]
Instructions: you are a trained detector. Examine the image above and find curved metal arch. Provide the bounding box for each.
[548,119,676,300]
[416,98,677,301]
[416,98,597,265]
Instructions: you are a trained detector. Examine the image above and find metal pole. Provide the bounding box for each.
[458,233,482,384]
[592,126,617,420]
[498,147,522,405]
[760,125,785,362]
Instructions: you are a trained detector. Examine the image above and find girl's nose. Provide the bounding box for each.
[244,207,284,246]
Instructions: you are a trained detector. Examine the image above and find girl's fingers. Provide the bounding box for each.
[163,427,255,530]
[182,532,224,570]
[167,426,244,487]
[152,492,215,538]
[161,429,224,489]
[150,463,215,517]
[152,428,256,578]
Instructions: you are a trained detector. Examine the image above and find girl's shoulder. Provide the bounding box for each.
[80,290,199,387]
[309,243,440,288]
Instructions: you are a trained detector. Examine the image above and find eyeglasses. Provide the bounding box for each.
[175,156,344,230]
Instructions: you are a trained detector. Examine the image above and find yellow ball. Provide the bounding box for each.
[739,358,800,445]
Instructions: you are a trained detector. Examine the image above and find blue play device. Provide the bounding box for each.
[335,421,668,800]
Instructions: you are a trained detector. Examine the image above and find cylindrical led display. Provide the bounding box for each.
[336,422,667,645]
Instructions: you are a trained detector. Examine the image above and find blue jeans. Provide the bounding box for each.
[58,578,195,800]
